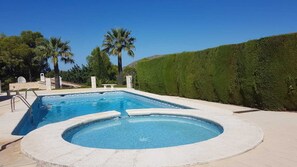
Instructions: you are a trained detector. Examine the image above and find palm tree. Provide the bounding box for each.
[102,28,136,84]
[37,37,74,89]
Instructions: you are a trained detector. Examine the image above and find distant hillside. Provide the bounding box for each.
[126,55,165,67]
[135,32,297,110]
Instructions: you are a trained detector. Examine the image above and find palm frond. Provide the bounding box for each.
[38,36,74,66]
[102,28,136,58]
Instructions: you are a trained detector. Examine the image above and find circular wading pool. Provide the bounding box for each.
[62,115,223,149]
[22,110,263,166]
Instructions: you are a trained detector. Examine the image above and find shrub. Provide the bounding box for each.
[135,33,297,110]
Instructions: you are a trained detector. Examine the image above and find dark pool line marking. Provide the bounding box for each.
[0,137,23,152]
[234,109,260,113]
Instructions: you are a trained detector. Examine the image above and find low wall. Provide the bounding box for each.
[9,82,46,91]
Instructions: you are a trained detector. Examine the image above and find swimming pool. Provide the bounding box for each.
[19,91,263,166]
[12,91,190,135]
[63,115,223,149]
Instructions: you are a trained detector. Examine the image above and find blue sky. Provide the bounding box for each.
[1,0,297,70]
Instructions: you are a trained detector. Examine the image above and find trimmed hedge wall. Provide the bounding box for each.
[135,33,297,110]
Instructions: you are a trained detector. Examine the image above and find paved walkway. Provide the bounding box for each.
[0,89,296,167]
[197,111,297,167]
[0,139,36,167]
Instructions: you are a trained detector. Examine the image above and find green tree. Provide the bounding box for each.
[110,64,118,81]
[37,37,74,89]
[0,31,49,90]
[60,64,90,84]
[21,31,49,81]
[102,28,136,84]
[0,36,25,89]
[87,47,115,84]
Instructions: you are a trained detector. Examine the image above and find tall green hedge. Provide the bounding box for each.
[135,33,297,110]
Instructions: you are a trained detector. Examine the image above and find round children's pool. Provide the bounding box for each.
[62,115,223,149]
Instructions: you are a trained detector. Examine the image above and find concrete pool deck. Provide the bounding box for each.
[0,88,297,166]
[21,109,262,166]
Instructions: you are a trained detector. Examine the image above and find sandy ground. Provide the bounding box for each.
[0,90,297,167]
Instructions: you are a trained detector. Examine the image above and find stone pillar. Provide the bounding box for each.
[126,75,133,88]
[91,76,96,89]
[40,73,45,82]
[46,78,51,90]
[59,76,62,88]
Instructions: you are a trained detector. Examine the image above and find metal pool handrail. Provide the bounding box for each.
[11,95,31,112]
[25,88,38,99]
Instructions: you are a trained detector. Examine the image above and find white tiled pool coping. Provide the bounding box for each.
[21,109,263,167]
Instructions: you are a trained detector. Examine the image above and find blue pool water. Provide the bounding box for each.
[63,115,223,149]
[12,91,189,135]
